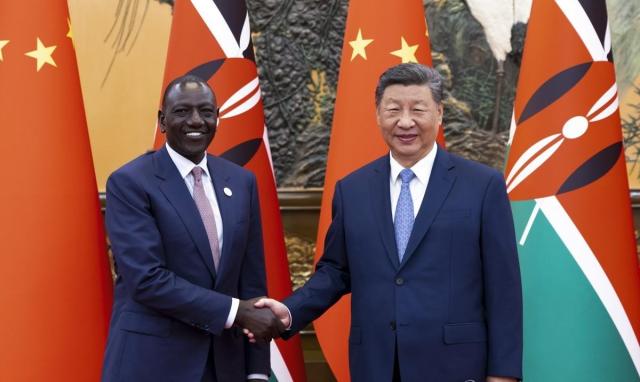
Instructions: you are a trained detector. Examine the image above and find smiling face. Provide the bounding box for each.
[376,83,443,167]
[159,81,218,164]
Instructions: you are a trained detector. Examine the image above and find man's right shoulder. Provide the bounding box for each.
[338,155,388,185]
[109,150,157,183]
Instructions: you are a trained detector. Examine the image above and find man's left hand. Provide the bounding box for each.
[487,377,518,382]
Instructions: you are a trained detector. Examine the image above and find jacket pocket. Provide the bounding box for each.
[443,322,486,344]
[119,311,172,337]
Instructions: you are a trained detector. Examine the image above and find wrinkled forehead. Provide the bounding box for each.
[380,83,435,104]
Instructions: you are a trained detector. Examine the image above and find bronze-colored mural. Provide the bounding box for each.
[248,0,347,187]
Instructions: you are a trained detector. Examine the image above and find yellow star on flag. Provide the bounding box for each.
[0,40,9,62]
[390,37,419,63]
[67,18,73,41]
[349,28,374,61]
[25,38,57,71]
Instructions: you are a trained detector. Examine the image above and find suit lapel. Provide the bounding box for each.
[154,147,217,280]
[207,156,235,287]
[399,148,456,270]
[369,155,400,269]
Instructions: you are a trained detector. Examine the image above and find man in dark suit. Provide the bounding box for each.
[101,75,283,382]
[255,63,522,382]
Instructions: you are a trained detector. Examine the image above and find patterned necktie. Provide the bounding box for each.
[191,166,221,270]
[394,168,415,261]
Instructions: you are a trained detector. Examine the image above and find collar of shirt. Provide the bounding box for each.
[165,143,211,180]
[389,144,438,186]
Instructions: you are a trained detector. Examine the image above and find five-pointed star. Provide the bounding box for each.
[25,38,57,71]
[349,28,374,61]
[67,18,73,40]
[390,37,419,63]
[0,40,8,62]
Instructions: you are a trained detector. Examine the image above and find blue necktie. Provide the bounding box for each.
[394,168,415,261]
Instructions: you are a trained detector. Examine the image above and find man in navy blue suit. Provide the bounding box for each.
[256,63,522,382]
[101,75,283,382]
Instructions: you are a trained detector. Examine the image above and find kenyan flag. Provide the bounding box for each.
[506,1,640,380]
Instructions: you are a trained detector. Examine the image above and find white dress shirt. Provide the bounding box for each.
[165,144,239,329]
[389,144,438,220]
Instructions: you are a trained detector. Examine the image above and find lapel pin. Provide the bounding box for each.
[223,187,232,197]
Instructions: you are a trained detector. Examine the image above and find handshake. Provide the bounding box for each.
[234,297,289,342]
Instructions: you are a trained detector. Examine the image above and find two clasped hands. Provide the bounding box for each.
[234,297,289,342]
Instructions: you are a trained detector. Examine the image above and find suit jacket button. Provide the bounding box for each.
[390,321,396,330]
[395,277,404,286]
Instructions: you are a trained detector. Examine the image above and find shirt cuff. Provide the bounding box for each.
[246,374,269,380]
[284,305,293,330]
[225,298,239,329]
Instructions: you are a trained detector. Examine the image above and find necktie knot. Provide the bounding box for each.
[192,166,203,183]
[399,168,415,184]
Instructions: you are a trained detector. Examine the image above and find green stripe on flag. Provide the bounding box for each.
[512,200,639,381]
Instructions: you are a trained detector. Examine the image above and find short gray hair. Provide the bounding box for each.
[374,63,444,107]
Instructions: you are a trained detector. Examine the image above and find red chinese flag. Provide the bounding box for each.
[0,1,113,381]
[153,1,305,380]
[314,1,440,380]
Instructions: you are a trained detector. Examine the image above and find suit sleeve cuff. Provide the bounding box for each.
[246,374,269,380]
[225,298,239,328]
